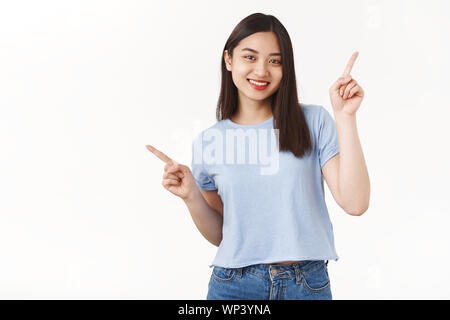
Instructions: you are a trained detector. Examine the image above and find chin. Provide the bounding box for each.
[246,93,271,101]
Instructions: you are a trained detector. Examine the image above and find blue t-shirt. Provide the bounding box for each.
[191,104,340,268]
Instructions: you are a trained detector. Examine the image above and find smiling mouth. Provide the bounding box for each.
[247,79,270,87]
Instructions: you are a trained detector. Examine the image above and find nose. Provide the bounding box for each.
[254,60,269,78]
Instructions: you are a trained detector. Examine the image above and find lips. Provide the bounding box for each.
[247,78,270,84]
[247,78,270,90]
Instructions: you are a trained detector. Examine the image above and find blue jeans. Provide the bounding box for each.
[207,260,332,300]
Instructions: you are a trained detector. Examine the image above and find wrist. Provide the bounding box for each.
[334,111,357,123]
[183,187,201,204]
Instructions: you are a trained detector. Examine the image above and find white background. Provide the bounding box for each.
[1,0,449,299]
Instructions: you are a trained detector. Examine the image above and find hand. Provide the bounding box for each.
[329,51,365,116]
[146,145,198,201]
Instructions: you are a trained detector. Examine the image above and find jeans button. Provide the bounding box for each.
[270,269,278,276]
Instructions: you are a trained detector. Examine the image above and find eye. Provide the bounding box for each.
[244,55,281,65]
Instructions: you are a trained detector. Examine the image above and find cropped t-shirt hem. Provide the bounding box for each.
[209,256,339,269]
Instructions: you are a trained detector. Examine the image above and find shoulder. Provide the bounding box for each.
[300,103,329,127]
[300,103,328,117]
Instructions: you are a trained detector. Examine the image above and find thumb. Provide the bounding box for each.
[330,76,352,92]
[167,162,188,175]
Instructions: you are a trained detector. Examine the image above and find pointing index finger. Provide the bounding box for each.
[342,51,359,77]
[146,145,174,164]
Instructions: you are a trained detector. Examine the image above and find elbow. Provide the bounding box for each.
[346,206,368,216]
[344,201,369,216]
[340,188,370,216]
[211,236,222,247]
[208,239,220,247]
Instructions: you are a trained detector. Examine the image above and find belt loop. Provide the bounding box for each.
[236,267,243,278]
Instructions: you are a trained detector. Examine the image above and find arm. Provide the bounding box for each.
[184,188,223,246]
[200,190,224,217]
[334,112,370,215]
[322,117,370,216]
[145,144,223,246]
[325,51,370,216]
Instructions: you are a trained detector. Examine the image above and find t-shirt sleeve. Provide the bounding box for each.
[317,106,340,169]
[191,135,217,191]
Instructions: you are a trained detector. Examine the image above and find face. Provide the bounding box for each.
[224,32,283,104]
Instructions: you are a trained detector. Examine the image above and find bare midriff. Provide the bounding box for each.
[263,260,303,265]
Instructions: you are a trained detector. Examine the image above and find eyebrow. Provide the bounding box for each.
[241,48,281,56]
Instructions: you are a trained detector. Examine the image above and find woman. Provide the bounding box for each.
[146,13,370,300]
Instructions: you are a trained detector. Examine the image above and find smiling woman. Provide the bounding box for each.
[147,12,370,301]
[200,13,338,299]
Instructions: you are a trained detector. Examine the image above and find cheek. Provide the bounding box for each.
[274,71,283,83]
[271,74,283,89]
[231,73,244,88]
[231,68,251,87]
[233,64,251,78]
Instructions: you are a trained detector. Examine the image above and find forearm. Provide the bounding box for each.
[334,112,370,215]
[184,188,223,246]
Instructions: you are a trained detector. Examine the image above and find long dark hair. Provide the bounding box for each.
[217,13,312,158]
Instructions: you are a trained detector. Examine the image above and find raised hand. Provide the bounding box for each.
[329,51,365,116]
[146,145,198,201]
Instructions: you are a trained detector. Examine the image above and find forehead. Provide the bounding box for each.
[236,32,280,53]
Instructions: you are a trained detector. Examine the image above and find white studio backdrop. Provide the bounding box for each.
[0,0,449,299]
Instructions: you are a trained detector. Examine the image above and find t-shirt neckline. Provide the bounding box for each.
[225,116,274,128]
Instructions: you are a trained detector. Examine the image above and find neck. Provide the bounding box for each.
[231,95,273,125]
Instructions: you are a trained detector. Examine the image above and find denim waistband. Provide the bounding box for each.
[229,260,328,281]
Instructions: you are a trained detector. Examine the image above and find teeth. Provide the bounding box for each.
[249,79,269,86]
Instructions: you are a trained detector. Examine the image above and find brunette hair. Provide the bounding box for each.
[217,13,312,158]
